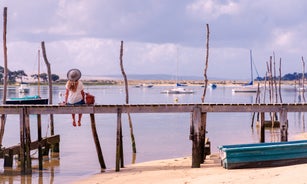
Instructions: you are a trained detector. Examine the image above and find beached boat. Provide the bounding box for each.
[161,87,194,94]
[219,140,307,169]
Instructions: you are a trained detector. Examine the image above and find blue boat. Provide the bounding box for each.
[5,95,48,104]
[219,140,307,169]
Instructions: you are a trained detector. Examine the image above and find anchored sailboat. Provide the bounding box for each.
[6,50,48,104]
[232,50,259,93]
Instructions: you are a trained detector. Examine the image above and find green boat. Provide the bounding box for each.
[5,95,48,104]
[219,140,307,169]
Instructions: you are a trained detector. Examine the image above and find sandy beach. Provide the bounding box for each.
[73,133,307,184]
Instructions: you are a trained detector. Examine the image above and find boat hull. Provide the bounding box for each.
[219,140,307,169]
[6,99,48,104]
[5,96,48,105]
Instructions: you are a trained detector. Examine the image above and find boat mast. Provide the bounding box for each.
[250,49,253,85]
[38,49,40,96]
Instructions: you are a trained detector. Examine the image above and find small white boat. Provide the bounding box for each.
[161,87,194,94]
[135,83,154,88]
[18,83,30,93]
[232,85,259,93]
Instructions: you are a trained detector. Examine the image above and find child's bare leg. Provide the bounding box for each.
[72,114,76,126]
[78,114,82,126]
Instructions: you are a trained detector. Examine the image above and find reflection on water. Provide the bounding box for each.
[0,85,307,183]
[0,154,59,184]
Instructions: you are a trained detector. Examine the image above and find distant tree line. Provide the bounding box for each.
[0,66,59,84]
[256,72,307,81]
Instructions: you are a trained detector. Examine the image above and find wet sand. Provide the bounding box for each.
[73,133,307,184]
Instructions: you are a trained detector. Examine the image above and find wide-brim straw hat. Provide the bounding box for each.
[67,69,81,81]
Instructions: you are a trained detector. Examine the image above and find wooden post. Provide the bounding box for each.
[20,108,26,174]
[25,108,32,174]
[280,108,288,142]
[3,148,13,167]
[0,7,8,150]
[90,113,106,170]
[191,106,201,168]
[199,112,207,163]
[37,114,43,170]
[116,108,124,171]
[41,41,59,153]
[260,112,265,143]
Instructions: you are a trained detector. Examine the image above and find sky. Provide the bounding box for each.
[0,0,307,80]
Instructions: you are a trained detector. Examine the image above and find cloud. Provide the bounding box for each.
[1,0,307,80]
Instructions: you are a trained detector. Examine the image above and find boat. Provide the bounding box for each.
[5,50,48,105]
[219,140,307,169]
[6,95,48,104]
[18,83,30,93]
[176,83,187,87]
[209,83,217,89]
[161,48,194,94]
[232,50,259,93]
[135,83,153,88]
[161,87,194,94]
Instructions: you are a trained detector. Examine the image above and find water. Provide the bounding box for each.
[0,84,306,183]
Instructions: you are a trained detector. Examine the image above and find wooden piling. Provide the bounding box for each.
[280,108,288,142]
[191,106,202,168]
[3,148,13,167]
[19,108,26,174]
[260,112,265,143]
[115,108,124,171]
[37,114,43,170]
[24,108,32,174]
[90,113,106,170]
[199,112,207,163]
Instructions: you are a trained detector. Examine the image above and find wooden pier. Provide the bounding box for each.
[0,103,306,174]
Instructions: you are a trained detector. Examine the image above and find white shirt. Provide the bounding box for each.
[65,81,84,104]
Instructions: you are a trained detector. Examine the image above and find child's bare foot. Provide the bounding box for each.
[73,121,76,127]
[78,121,81,126]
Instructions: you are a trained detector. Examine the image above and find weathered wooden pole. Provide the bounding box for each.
[119,40,137,154]
[2,8,10,163]
[201,24,210,103]
[25,108,32,174]
[199,112,207,163]
[260,112,265,143]
[280,108,288,142]
[115,108,124,171]
[20,107,32,174]
[19,108,26,174]
[41,41,59,153]
[0,7,8,148]
[90,113,106,170]
[191,106,202,168]
[37,114,43,170]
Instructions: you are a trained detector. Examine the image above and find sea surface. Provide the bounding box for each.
[0,84,306,183]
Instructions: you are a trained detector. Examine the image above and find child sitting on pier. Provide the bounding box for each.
[64,69,85,127]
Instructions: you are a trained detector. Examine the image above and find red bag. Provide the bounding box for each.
[85,92,95,105]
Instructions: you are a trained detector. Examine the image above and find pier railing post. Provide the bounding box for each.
[191,106,202,168]
[280,108,288,142]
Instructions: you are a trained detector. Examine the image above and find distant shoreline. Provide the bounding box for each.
[11,79,301,86]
